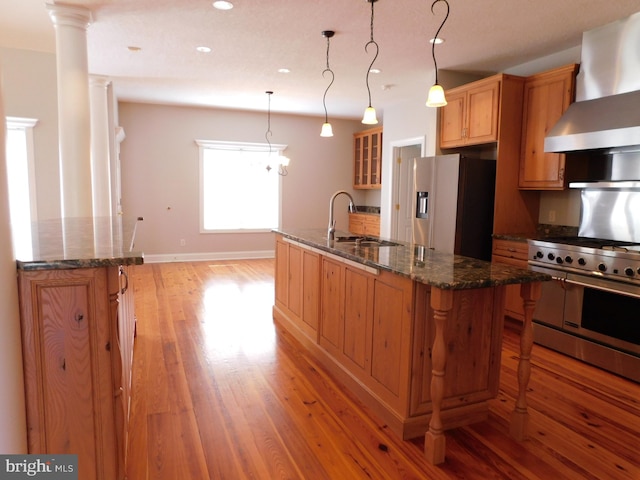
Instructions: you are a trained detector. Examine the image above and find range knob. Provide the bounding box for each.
[598,263,607,272]
[564,256,573,264]
[556,257,564,264]
[547,253,556,261]
[535,251,543,259]
[578,258,587,266]
[625,267,635,277]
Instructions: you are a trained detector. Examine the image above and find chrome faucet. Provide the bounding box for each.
[328,190,356,240]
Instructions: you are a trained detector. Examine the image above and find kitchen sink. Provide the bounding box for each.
[335,235,403,247]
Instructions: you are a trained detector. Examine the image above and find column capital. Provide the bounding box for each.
[46,3,92,30]
[90,75,112,89]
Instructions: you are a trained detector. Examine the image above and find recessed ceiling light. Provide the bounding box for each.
[278,68,291,74]
[212,1,233,10]
[429,37,445,45]
[196,46,212,53]
[369,68,381,74]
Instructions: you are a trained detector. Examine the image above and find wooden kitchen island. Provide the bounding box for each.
[16,217,144,480]
[272,228,548,465]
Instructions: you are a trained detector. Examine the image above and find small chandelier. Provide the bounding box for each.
[320,30,335,137]
[362,0,379,125]
[426,0,450,108]
[264,91,289,176]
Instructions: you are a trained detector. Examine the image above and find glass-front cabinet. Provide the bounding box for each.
[354,127,382,189]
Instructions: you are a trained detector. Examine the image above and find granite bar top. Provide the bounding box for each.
[275,228,550,290]
[16,216,144,271]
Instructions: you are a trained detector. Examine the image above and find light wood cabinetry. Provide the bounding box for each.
[492,239,529,321]
[18,265,135,480]
[273,234,507,440]
[519,64,579,190]
[348,212,380,236]
[318,256,413,414]
[275,238,320,340]
[440,76,501,148]
[353,127,383,189]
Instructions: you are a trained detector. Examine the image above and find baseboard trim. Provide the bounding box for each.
[143,250,275,263]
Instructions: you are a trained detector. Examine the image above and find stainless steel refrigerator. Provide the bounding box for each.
[413,154,496,261]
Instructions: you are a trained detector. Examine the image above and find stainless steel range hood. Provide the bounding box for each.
[544,11,640,153]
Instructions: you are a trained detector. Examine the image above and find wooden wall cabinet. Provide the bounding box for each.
[440,76,501,148]
[348,212,380,236]
[519,64,579,190]
[491,239,529,321]
[18,266,135,480]
[353,127,383,189]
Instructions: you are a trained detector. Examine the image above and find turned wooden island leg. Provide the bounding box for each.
[510,281,542,441]
[424,287,453,465]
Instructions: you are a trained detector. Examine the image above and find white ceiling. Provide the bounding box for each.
[1,0,639,119]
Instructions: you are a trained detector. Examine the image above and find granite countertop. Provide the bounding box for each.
[275,228,550,290]
[16,216,144,271]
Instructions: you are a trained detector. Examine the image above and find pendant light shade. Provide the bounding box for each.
[426,84,447,107]
[320,122,334,137]
[362,107,378,125]
[362,0,379,124]
[426,0,450,108]
[320,30,335,137]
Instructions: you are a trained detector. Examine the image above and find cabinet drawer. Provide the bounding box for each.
[492,239,528,262]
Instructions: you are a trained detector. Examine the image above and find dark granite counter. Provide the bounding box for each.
[274,228,549,290]
[16,216,144,271]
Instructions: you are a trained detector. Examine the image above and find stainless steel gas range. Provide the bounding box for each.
[528,182,640,383]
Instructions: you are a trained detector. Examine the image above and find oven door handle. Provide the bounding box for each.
[564,276,640,299]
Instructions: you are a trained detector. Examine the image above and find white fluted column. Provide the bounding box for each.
[89,75,113,218]
[0,73,28,453]
[47,3,93,218]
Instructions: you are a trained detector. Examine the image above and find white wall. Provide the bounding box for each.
[0,47,60,220]
[118,102,364,260]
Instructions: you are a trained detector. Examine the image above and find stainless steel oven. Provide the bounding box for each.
[528,238,640,383]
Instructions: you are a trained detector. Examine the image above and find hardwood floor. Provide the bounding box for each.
[126,260,640,479]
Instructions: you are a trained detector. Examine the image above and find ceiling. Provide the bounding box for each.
[1,1,639,119]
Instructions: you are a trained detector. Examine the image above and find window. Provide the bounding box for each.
[5,117,38,259]
[197,140,287,232]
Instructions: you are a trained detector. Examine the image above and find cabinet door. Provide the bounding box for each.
[369,130,382,187]
[519,64,577,190]
[439,90,466,148]
[301,249,320,336]
[275,239,289,307]
[342,267,371,372]
[354,136,363,187]
[288,245,303,318]
[319,258,344,356]
[354,127,383,189]
[19,268,118,480]
[465,81,500,145]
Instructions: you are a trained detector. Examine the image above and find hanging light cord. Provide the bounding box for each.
[364,0,379,108]
[322,35,335,124]
[430,0,450,86]
[265,91,273,155]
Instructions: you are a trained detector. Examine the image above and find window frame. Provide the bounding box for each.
[196,139,288,234]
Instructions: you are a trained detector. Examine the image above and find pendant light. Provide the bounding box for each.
[426,0,450,107]
[264,91,289,176]
[362,0,379,125]
[320,30,335,137]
